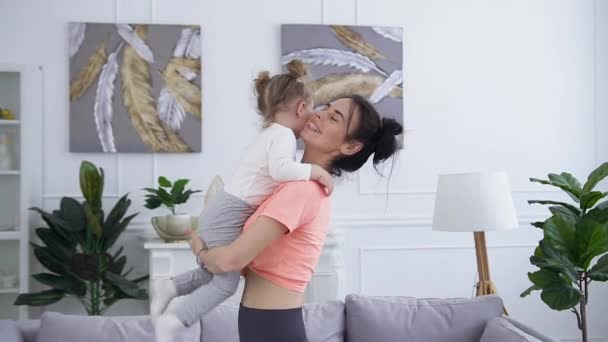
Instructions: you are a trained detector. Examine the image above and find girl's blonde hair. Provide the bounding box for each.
[253,60,313,127]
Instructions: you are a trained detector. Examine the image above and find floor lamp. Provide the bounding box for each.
[432,172,519,314]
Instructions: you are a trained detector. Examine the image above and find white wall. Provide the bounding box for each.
[0,0,607,340]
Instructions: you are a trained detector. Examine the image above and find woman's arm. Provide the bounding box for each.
[198,215,288,273]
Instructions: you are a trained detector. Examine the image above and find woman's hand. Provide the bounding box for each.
[199,255,221,274]
[185,229,206,256]
[199,216,288,273]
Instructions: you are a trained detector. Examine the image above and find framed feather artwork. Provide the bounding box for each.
[281,24,404,146]
[69,23,201,153]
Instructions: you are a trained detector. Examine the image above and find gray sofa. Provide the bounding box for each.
[0,294,556,342]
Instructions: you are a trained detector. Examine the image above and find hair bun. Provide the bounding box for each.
[381,118,403,136]
[253,71,271,114]
[285,59,309,79]
[372,118,403,165]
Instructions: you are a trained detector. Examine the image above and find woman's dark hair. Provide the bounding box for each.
[329,94,403,177]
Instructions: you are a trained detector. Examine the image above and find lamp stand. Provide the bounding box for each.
[473,231,508,315]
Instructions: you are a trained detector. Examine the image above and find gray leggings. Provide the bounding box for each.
[169,191,256,326]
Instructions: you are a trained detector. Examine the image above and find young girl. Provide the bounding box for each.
[151,60,334,339]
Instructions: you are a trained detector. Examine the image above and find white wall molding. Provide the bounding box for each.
[560,338,603,342]
[39,187,562,202]
[593,0,599,166]
[120,214,548,232]
[357,243,537,294]
[41,191,206,200]
[333,214,546,229]
[359,180,566,196]
[359,243,538,253]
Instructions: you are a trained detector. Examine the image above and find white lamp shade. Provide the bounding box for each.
[432,172,519,232]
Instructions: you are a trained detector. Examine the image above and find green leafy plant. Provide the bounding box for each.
[143,176,201,215]
[14,161,148,315]
[521,162,608,342]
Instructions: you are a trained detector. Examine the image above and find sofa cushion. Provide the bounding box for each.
[480,317,541,342]
[345,294,503,342]
[16,320,39,342]
[303,300,345,342]
[200,301,345,342]
[37,312,200,342]
[502,317,559,342]
[200,305,240,342]
[0,320,23,342]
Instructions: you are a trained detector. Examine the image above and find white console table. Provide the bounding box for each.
[142,227,346,306]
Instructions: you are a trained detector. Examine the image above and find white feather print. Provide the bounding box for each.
[157,87,186,131]
[369,70,403,104]
[93,44,122,153]
[282,48,386,76]
[177,66,197,81]
[185,30,201,59]
[116,24,155,63]
[372,26,403,43]
[173,28,195,57]
[156,28,198,131]
[69,23,86,58]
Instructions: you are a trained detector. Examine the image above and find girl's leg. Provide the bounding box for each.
[172,266,214,294]
[154,314,185,342]
[150,267,213,321]
[154,271,240,342]
[166,270,241,327]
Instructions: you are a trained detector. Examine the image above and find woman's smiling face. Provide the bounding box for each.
[301,98,362,156]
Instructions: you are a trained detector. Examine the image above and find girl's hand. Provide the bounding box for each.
[311,165,335,195]
[185,229,206,256]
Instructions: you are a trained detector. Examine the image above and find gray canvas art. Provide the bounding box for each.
[281,24,404,130]
[69,23,202,153]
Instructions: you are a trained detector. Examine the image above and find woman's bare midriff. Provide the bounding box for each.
[240,269,304,309]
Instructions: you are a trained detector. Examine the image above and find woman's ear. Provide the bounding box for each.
[340,140,363,156]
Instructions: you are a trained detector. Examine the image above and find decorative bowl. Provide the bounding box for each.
[151,214,198,242]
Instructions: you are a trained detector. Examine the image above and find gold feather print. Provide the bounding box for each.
[312,73,402,105]
[120,25,190,152]
[70,39,107,101]
[331,26,385,60]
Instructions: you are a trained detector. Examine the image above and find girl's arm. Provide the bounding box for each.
[198,215,288,273]
[267,131,311,182]
[267,130,335,194]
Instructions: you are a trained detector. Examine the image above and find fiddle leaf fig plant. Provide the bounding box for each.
[521,162,608,342]
[14,161,148,315]
[143,176,201,215]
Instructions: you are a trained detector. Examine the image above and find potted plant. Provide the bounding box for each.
[143,176,201,241]
[14,161,148,315]
[521,162,608,342]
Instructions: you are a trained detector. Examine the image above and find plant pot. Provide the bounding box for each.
[151,214,198,242]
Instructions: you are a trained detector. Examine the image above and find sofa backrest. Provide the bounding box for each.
[9,301,345,342]
[8,295,504,342]
[344,294,504,342]
[20,312,200,342]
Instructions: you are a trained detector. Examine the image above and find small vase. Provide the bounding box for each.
[151,214,198,242]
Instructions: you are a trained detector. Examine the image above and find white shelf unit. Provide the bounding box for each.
[0,65,29,320]
[0,120,20,126]
[0,231,20,240]
[0,288,20,294]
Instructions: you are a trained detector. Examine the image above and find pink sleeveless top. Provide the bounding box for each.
[242,181,331,292]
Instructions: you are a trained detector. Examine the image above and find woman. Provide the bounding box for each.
[203,94,401,341]
[160,94,402,341]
